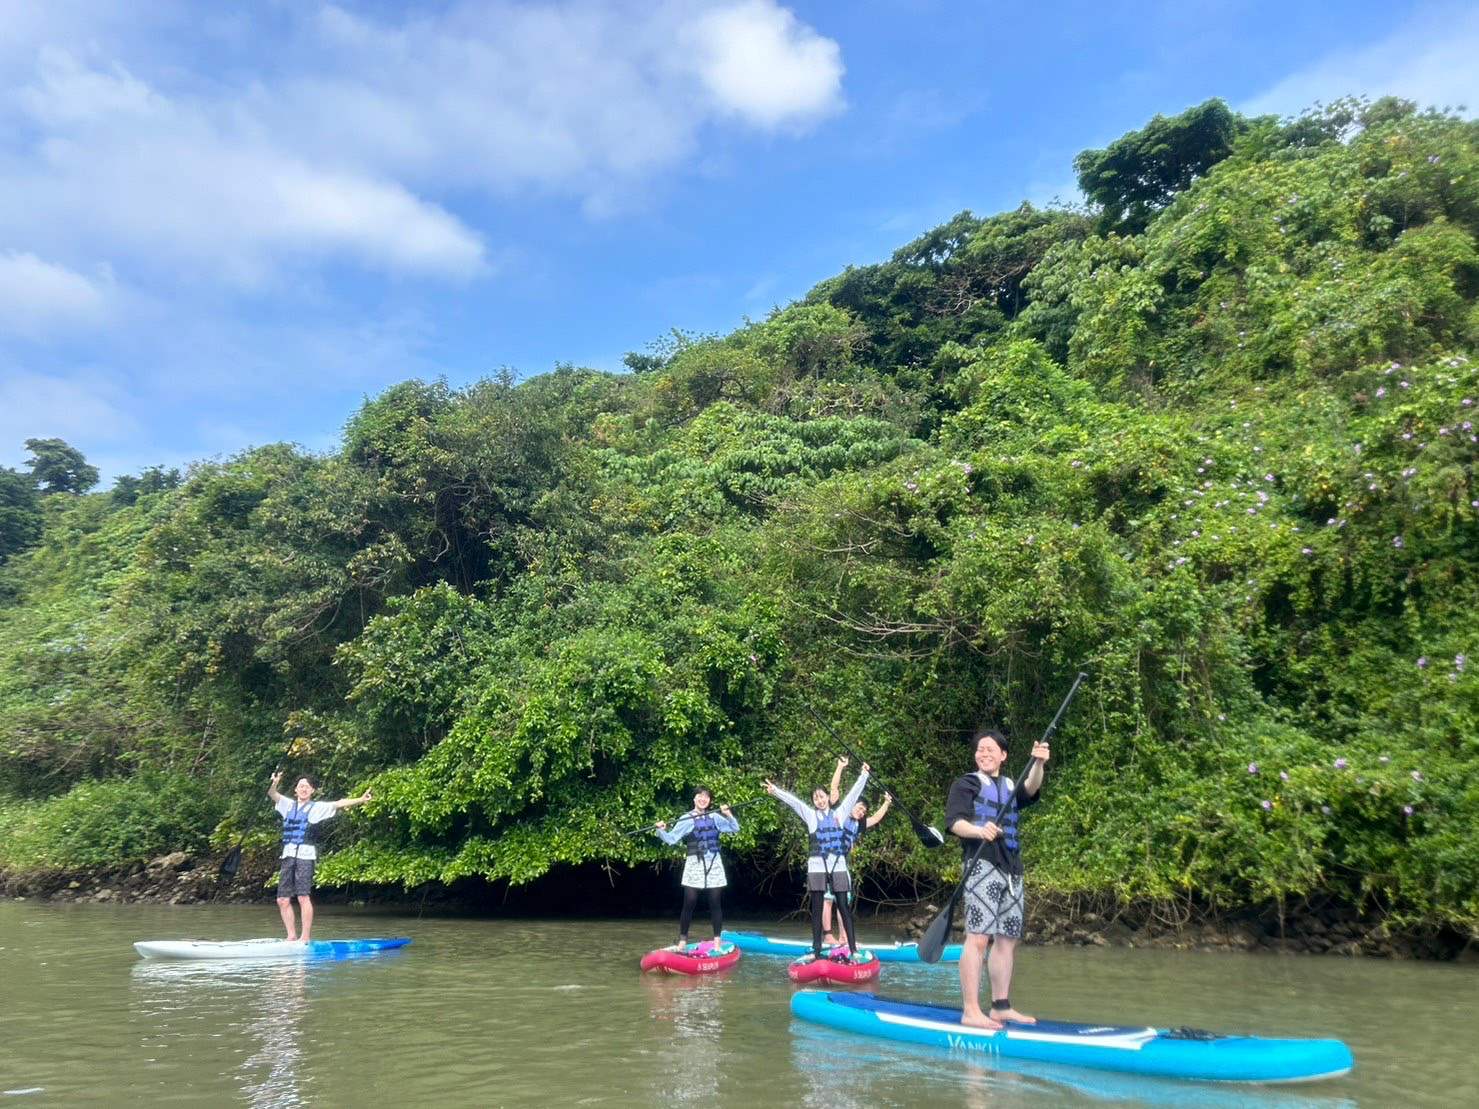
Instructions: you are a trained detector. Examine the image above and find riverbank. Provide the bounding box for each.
[5,854,1473,962]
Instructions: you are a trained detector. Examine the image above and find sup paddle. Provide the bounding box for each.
[218,740,305,881]
[620,797,764,837]
[801,700,945,849]
[917,672,1088,964]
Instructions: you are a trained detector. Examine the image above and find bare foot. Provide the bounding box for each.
[960,1010,1004,1031]
[992,1007,1035,1024]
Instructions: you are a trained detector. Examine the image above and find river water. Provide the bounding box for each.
[1,901,1474,1107]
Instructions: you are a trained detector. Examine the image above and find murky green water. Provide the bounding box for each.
[1,901,1474,1106]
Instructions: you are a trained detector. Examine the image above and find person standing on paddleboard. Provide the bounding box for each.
[822,756,893,946]
[946,728,1049,1029]
[653,788,739,950]
[268,771,372,943]
[764,763,869,960]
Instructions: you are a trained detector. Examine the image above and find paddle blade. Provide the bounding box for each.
[218,844,242,880]
[911,818,946,849]
[917,902,955,964]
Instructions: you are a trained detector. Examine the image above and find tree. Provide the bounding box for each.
[111,465,182,507]
[25,438,99,495]
[0,466,42,561]
[1074,98,1246,233]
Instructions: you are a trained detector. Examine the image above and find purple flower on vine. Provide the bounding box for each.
[1260,800,1272,811]
[1320,804,1332,815]
[1334,758,1349,770]
[1279,771,1290,781]
[1393,536,1405,549]
[1248,762,1259,775]
[1403,804,1414,816]
[1417,656,1428,669]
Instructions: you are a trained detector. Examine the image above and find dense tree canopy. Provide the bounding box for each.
[2,99,1476,936]
[24,438,99,495]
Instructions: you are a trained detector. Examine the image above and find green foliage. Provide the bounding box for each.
[24,437,99,495]
[1,97,1475,936]
[1075,98,1248,233]
[0,466,42,563]
[110,466,182,507]
[0,774,223,870]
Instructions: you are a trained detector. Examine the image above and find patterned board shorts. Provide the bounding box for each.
[277,857,316,899]
[963,861,1025,939]
[681,853,728,889]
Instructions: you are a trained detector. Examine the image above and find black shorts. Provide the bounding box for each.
[277,857,316,899]
[807,869,851,894]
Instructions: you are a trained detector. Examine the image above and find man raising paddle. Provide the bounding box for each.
[946,727,1049,1029]
[268,771,372,943]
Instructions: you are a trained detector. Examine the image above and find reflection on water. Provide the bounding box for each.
[131,954,349,1106]
[4,903,1476,1107]
[641,972,729,1105]
[238,963,309,1107]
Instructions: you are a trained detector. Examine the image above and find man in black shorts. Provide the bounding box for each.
[268,771,372,942]
[946,727,1049,1029]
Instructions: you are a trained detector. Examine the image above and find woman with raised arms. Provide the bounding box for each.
[764,762,869,960]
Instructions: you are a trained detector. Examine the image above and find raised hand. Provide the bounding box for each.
[1032,741,1051,762]
[655,820,668,831]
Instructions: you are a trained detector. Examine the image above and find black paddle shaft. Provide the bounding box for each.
[801,700,945,849]
[218,751,295,881]
[620,796,764,838]
[918,672,1088,963]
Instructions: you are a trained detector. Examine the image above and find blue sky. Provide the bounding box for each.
[2,0,1476,483]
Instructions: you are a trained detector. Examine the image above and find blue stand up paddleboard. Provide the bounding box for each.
[790,991,1353,1084]
[723,930,963,964]
[133,937,411,960]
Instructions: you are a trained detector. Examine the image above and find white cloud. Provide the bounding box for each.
[1245,6,1479,120]
[3,47,487,284]
[0,2,845,290]
[0,251,113,337]
[682,0,845,130]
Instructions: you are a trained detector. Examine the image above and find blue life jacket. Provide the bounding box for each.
[972,774,1019,853]
[810,809,846,857]
[841,817,863,856]
[281,802,319,849]
[685,812,722,857]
